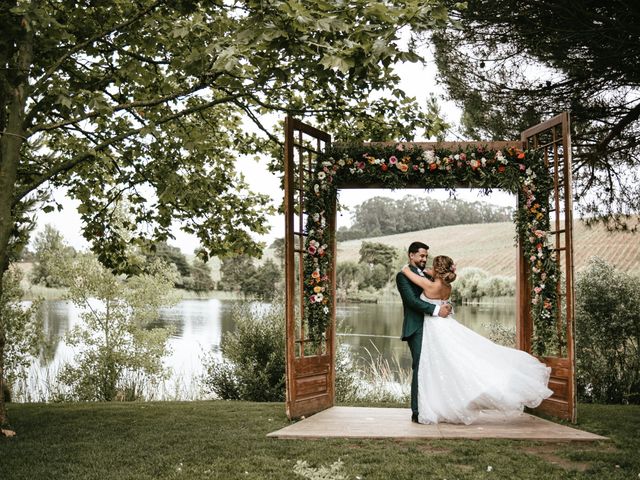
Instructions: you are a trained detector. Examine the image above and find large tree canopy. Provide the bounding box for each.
[431,0,640,230]
[0,0,454,425]
[1,0,451,274]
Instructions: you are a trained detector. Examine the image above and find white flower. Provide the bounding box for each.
[423,150,435,162]
[317,171,326,180]
[338,158,345,166]
[487,466,493,472]
[481,157,487,166]
[315,293,323,302]
[323,306,329,314]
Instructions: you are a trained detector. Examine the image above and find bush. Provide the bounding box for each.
[201,301,363,402]
[482,275,516,298]
[451,267,489,303]
[575,257,640,404]
[201,301,286,401]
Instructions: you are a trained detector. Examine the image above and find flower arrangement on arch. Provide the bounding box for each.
[303,143,560,356]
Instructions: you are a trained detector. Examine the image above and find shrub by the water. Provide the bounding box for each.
[201,301,363,402]
[575,257,640,404]
[202,301,286,401]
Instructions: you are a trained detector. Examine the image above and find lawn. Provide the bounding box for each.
[1,402,638,480]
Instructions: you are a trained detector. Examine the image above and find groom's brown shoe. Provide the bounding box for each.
[411,413,419,423]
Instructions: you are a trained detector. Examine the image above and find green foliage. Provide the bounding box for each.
[358,241,398,269]
[54,254,177,401]
[185,258,216,293]
[201,301,286,402]
[335,261,366,292]
[451,268,516,303]
[242,259,283,300]
[339,195,514,240]
[219,255,283,298]
[359,264,391,290]
[0,266,43,399]
[304,143,557,353]
[451,267,489,303]
[1,0,457,279]
[30,225,76,288]
[141,241,191,282]
[219,255,255,292]
[575,257,640,404]
[432,0,640,230]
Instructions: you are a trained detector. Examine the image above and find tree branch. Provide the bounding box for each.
[29,0,164,96]
[596,101,640,153]
[13,93,245,205]
[27,83,207,134]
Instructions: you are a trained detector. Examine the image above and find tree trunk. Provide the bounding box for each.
[0,6,32,427]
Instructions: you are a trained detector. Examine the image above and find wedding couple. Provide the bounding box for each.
[396,242,553,425]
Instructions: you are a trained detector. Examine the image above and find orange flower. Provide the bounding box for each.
[498,165,506,173]
[517,152,525,160]
[381,163,388,172]
[311,270,320,279]
[313,286,322,293]
[429,163,437,171]
[402,156,411,163]
[398,163,409,172]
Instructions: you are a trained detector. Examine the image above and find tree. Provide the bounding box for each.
[186,258,216,293]
[270,237,285,267]
[342,195,514,240]
[0,0,455,424]
[141,241,191,288]
[432,0,640,230]
[219,255,256,292]
[575,257,640,404]
[55,254,177,402]
[30,225,75,288]
[242,259,282,299]
[358,241,398,272]
[0,266,42,405]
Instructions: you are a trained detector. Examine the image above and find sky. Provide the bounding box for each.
[32,53,517,255]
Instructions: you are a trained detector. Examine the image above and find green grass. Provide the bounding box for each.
[1,402,638,480]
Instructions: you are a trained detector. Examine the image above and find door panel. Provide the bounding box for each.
[520,112,577,422]
[284,116,334,419]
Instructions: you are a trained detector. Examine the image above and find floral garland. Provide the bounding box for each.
[304,143,560,356]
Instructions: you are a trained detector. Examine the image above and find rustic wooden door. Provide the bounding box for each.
[518,112,577,422]
[283,116,335,419]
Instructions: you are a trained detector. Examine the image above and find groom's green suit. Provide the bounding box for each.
[396,265,437,418]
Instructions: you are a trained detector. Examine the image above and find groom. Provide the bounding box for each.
[396,241,452,423]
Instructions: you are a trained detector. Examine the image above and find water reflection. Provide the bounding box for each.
[25,298,515,400]
[336,301,517,372]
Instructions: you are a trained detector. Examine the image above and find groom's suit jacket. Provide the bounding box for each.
[396,265,437,340]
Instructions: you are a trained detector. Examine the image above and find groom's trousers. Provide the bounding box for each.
[406,326,424,416]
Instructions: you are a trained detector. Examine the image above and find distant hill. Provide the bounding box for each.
[335,220,640,276]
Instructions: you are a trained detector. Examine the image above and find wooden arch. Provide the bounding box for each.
[283,113,576,422]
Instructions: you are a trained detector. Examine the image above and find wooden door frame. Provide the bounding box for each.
[284,116,335,419]
[284,113,576,422]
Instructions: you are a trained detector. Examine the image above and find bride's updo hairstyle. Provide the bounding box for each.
[432,255,457,284]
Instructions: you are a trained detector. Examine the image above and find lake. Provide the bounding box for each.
[23,298,516,401]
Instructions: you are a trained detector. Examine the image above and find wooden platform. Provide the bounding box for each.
[267,407,607,441]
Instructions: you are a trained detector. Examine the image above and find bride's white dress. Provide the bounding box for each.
[417,295,553,425]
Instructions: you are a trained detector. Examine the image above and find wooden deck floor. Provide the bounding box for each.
[267,407,607,441]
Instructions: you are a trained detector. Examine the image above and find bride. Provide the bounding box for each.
[401,255,553,425]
